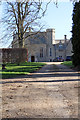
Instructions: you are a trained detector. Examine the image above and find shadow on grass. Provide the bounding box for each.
[3,66,40,72]
[6,62,45,66]
[0,62,45,79]
[1,67,41,79]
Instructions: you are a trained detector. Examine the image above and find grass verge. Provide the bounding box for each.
[61,61,74,68]
[0,62,46,79]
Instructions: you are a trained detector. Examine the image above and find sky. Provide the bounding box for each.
[42,1,73,39]
[0,0,74,48]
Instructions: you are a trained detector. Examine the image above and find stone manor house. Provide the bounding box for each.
[12,28,72,62]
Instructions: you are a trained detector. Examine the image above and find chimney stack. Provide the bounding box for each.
[64,35,67,43]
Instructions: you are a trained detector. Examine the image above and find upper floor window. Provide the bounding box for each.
[50,48,52,56]
[40,47,43,57]
[59,44,63,51]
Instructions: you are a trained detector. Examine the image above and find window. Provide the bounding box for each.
[59,44,63,51]
[50,48,52,56]
[40,47,43,57]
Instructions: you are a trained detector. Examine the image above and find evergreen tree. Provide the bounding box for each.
[71,1,80,67]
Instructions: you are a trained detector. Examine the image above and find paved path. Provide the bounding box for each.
[2,62,79,118]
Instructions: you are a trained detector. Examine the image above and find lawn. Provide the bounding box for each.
[61,61,74,68]
[0,62,46,79]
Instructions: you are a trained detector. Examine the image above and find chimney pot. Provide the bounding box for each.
[64,35,67,40]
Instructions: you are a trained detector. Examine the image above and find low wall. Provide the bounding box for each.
[0,48,28,64]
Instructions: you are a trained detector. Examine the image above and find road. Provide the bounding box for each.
[2,62,79,119]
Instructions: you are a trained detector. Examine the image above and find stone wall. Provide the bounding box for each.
[46,29,55,45]
[66,40,73,56]
[25,44,47,62]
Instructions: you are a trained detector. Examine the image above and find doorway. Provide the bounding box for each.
[31,56,35,62]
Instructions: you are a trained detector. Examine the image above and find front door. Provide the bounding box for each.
[31,56,35,62]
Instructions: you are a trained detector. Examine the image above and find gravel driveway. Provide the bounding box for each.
[1,62,80,119]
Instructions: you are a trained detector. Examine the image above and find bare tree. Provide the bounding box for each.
[0,0,52,48]
[0,0,76,48]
